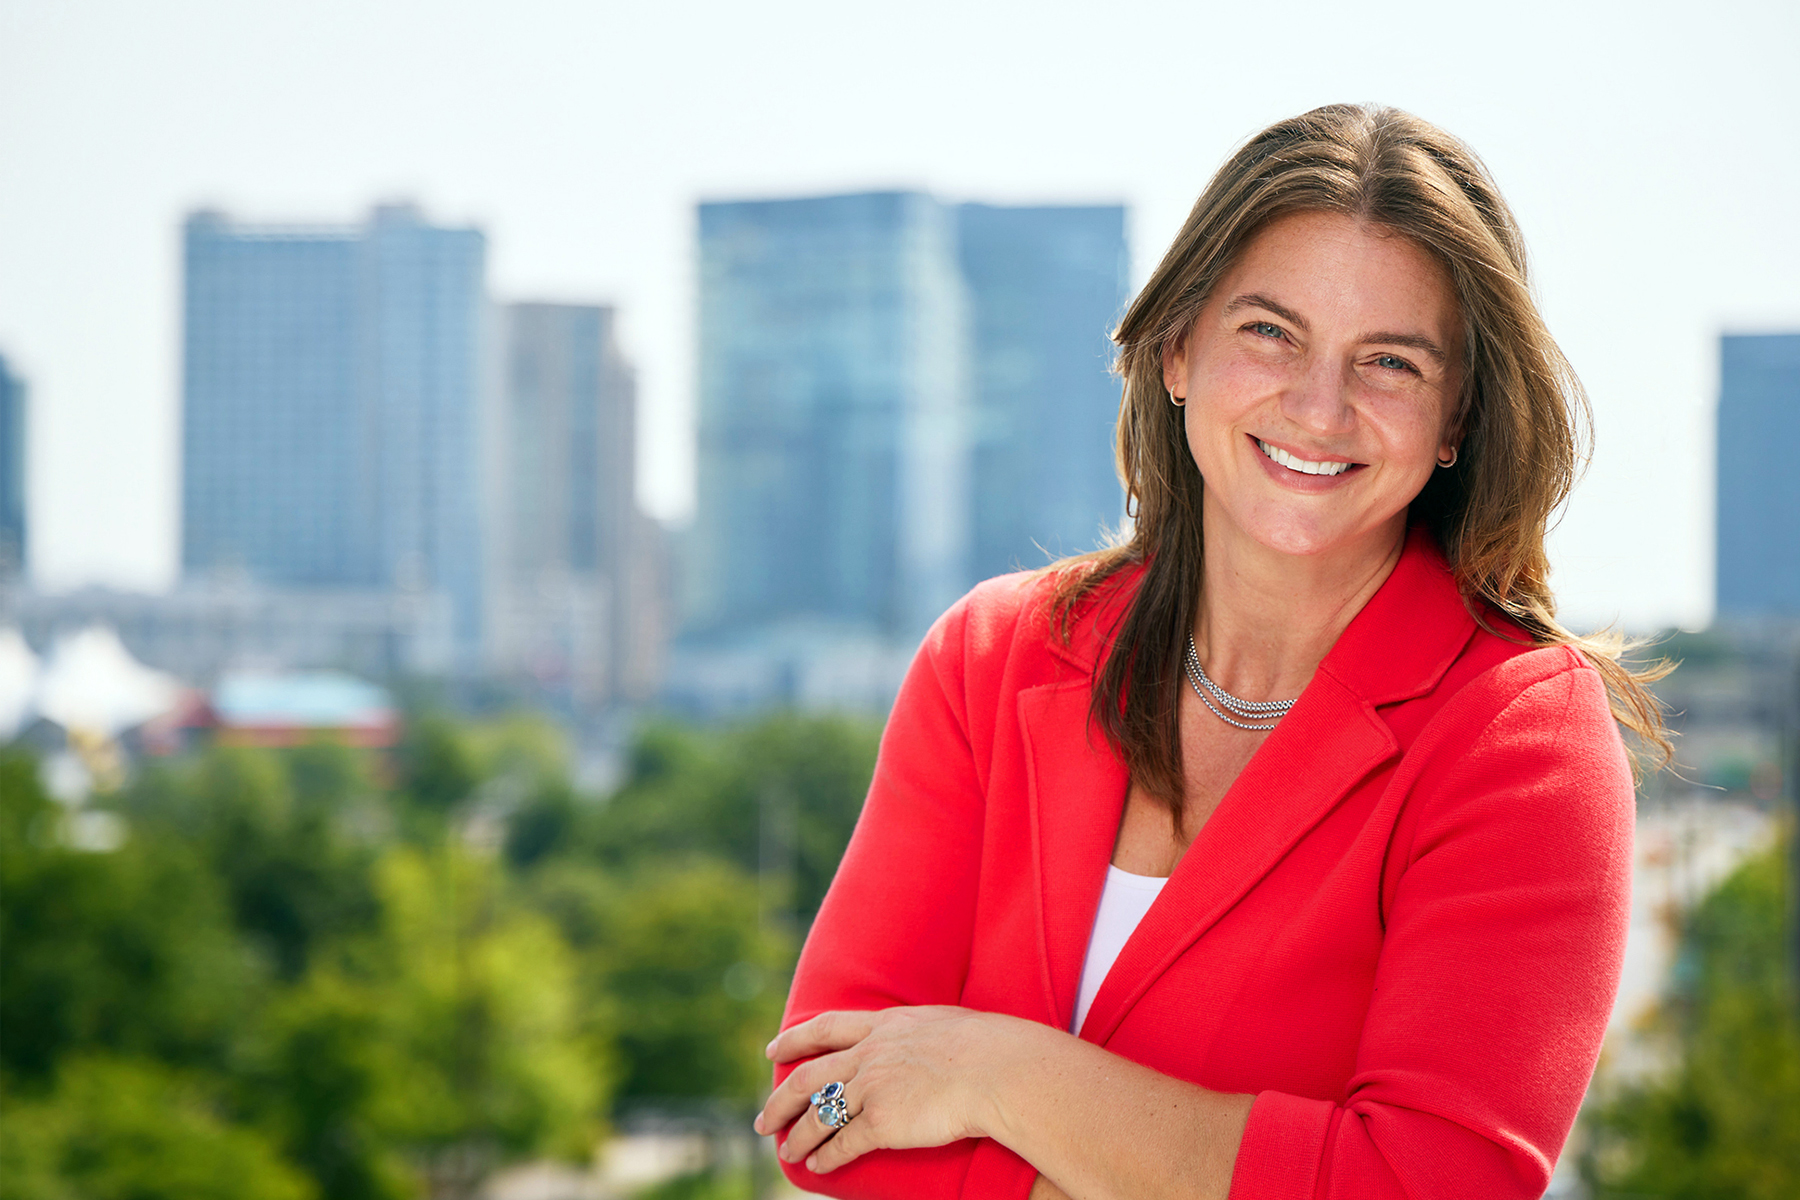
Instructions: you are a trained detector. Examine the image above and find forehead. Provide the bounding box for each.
[1217,210,1460,339]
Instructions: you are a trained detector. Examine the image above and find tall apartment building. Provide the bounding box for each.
[690,192,972,641]
[0,352,24,579]
[489,303,662,705]
[1716,332,1800,617]
[958,204,1128,579]
[180,205,488,660]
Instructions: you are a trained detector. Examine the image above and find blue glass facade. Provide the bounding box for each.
[1717,333,1800,617]
[690,192,970,639]
[0,351,24,577]
[181,206,488,656]
[957,204,1127,579]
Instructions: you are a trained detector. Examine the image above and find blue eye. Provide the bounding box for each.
[1249,321,1283,339]
[1376,354,1415,373]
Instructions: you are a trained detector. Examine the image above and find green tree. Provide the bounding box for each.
[254,845,608,1199]
[0,1055,315,1200]
[397,716,483,822]
[0,751,256,1084]
[576,713,879,922]
[1582,835,1800,1198]
[118,743,379,980]
[597,860,793,1107]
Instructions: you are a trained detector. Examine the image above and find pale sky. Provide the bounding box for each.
[2,0,1795,630]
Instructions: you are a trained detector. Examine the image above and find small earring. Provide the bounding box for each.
[1436,446,1459,469]
[1167,388,1185,407]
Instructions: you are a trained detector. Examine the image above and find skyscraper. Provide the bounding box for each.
[1716,332,1800,617]
[0,351,24,579]
[489,302,660,704]
[181,204,488,658]
[690,192,971,641]
[957,204,1128,579]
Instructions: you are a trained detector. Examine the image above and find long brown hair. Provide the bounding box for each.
[1052,102,1670,808]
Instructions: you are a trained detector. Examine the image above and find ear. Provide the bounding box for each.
[1161,334,1191,401]
[1439,375,1472,460]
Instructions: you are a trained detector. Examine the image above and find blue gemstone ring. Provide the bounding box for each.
[810,1081,851,1129]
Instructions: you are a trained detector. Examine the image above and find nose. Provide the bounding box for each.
[1280,355,1356,437]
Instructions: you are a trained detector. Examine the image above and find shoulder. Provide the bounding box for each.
[923,561,1142,678]
[905,561,1143,734]
[1395,639,1633,874]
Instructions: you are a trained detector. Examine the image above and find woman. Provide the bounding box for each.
[753,103,1667,1199]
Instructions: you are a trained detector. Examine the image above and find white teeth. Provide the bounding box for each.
[1258,439,1353,476]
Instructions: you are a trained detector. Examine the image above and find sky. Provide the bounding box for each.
[1,0,1795,630]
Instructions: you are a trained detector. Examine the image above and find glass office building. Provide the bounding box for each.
[958,204,1127,580]
[688,193,1129,659]
[489,302,652,704]
[691,192,971,640]
[181,205,488,657]
[1716,332,1800,616]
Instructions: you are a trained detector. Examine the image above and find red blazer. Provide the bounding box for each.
[777,528,1634,1199]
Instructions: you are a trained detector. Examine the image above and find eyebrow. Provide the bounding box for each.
[1221,292,1449,364]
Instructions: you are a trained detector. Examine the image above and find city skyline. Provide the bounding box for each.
[3,0,1798,631]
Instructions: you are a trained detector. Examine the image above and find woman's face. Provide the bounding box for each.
[1164,209,1463,565]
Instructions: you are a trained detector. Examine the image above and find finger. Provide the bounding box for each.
[805,1097,877,1175]
[767,1010,878,1063]
[756,1048,858,1139]
[779,1078,862,1165]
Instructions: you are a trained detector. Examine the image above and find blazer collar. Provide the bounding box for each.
[1020,525,1476,1041]
[1046,526,1474,707]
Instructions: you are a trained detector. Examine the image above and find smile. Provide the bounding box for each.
[1257,439,1357,477]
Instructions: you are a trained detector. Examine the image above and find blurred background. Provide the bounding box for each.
[1,1,1796,1197]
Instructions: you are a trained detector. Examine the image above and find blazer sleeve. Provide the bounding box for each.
[773,592,998,1199]
[1229,653,1636,1199]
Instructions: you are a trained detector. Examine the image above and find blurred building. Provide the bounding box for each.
[181,204,488,663]
[206,670,398,749]
[4,583,454,684]
[1716,333,1800,618]
[958,204,1128,579]
[488,303,664,707]
[689,192,971,644]
[680,192,1127,712]
[0,351,25,579]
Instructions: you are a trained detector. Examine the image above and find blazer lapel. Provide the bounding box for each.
[1076,671,1396,1042]
[1075,528,1469,1043]
[1018,679,1129,1031]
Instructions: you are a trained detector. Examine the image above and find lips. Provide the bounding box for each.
[1256,438,1358,477]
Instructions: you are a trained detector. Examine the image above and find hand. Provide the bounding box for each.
[754,1007,1014,1175]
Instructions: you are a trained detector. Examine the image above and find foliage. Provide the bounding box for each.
[601,860,793,1105]
[0,1055,316,1200]
[0,710,878,1199]
[246,845,606,1198]
[1581,836,1800,1199]
[0,751,257,1083]
[567,712,880,922]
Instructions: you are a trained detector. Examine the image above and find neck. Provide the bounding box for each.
[1191,507,1408,703]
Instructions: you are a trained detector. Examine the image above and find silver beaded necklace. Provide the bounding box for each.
[1183,634,1298,732]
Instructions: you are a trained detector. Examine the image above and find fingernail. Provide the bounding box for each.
[805,1155,820,1173]
[752,1115,764,1134]
[764,1038,776,1056]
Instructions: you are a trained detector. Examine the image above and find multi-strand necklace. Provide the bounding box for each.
[1183,634,1298,731]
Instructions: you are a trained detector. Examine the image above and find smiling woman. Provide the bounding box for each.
[756,103,1670,1200]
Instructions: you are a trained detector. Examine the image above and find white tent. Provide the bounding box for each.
[35,625,180,739]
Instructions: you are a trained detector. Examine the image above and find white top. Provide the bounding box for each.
[1071,865,1169,1035]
